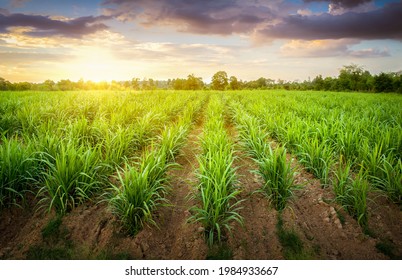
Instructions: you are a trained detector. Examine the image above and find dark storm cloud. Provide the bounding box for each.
[0,13,110,38]
[304,0,373,9]
[103,0,402,41]
[102,0,275,35]
[0,8,10,16]
[259,2,402,40]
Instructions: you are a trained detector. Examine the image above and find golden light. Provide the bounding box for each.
[73,47,118,82]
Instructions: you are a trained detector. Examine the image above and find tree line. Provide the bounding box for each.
[1,64,401,93]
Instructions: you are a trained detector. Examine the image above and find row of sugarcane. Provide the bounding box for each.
[189,94,243,246]
[229,100,296,211]
[108,98,204,235]
[233,90,401,228]
[0,91,199,215]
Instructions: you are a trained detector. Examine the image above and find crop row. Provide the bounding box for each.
[233,91,401,205]
[0,91,202,213]
[229,100,296,211]
[107,98,204,235]
[189,94,243,246]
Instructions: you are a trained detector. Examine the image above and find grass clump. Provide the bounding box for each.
[108,149,171,236]
[257,146,296,211]
[333,155,353,199]
[334,164,369,229]
[0,136,37,208]
[107,108,192,236]
[190,97,243,246]
[158,122,189,162]
[370,157,401,205]
[230,102,296,211]
[297,137,334,187]
[38,141,106,215]
[233,110,269,160]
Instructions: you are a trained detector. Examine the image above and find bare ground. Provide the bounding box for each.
[225,124,283,259]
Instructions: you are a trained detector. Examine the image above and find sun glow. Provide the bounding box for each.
[72,48,120,82]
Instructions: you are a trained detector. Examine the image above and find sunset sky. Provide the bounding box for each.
[0,0,401,83]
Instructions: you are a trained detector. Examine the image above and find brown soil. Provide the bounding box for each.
[367,194,402,257]
[228,152,283,259]
[283,165,384,259]
[124,125,208,259]
[225,124,283,259]
[0,197,55,259]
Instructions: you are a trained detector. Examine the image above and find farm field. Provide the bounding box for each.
[0,90,401,260]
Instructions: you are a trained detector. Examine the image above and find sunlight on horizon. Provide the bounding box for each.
[72,48,124,82]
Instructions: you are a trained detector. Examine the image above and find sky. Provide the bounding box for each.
[0,0,401,83]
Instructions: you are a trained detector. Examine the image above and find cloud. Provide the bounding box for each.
[280,39,390,58]
[0,51,74,64]
[112,42,237,65]
[10,0,31,8]
[0,8,10,16]
[259,2,402,41]
[281,39,354,57]
[349,48,390,58]
[102,0,278,35]
[303,1,377,15]
[304,0,372,9]
[0,12,110,38]
[101,0,402,42]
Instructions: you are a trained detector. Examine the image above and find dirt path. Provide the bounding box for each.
[0,198,54,259]
[220,123,281,259]
[127,125,208,259]
[229,152,283,259]
[367,195,402,257]
[280,154,388,259]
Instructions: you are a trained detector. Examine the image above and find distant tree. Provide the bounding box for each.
[110,80,122,90]
[76,78,85,90]
[211,71,228,90]
[312,75,324,90]
[0,77,8,90]
[338,64,368,91]
[43,79,55,90]
[12,82,31,91]
[141,78,156,90]
[57,79,74,91]
[266,78,275,89]
[123,80,130,89]
[148,78,156,90]
[131,78,140,90]
[244,80,258,89]
[186,74,203,90]
[97,81,108,90]
[141,78,149,90]
[171,78,186,90]
[323,77,335,91]
[229,76,241,90]
[256,77,268,89]
[392,72,402,93]
[374,72,394,92]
